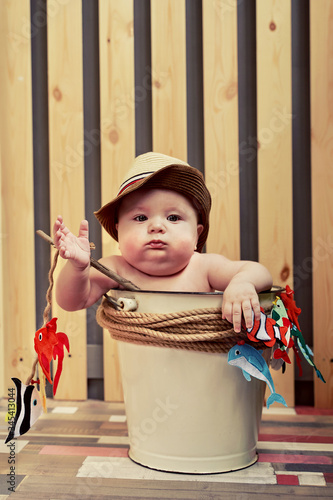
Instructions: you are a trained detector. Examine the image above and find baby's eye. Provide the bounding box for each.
[134,215,147,222]
[167,214,181,222]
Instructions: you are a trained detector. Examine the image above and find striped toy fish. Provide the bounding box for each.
[5,378,43,444]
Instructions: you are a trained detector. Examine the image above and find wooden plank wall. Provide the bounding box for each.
[48,0,87,400]
[310,0,333,409]
[0,0,332,408]
[99,0,135,402]
[0,143,3,398]
[0,8,3,398]
[257,0,294,405]
[151,0,187,159]
[0,0,36,395]
[203,0,240,260]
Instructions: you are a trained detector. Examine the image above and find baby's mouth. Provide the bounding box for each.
[147,240,166,249]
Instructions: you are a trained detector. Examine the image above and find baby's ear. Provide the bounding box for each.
[197,224,204,238]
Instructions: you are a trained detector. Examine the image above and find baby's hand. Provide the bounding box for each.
[222,281,261,333]
[53,215,91,270]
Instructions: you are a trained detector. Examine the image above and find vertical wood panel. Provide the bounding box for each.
[31,0,52,352]
[203,0,240,258]
[82,0,103,401]
[291,1,313,406]
[237,0,258,262]
[48,0,87,400]
[186,0,204,173]
[257,0,294,406]
[310,0,333,408]
[0,143,4,398]
[0,1,36,388]
[151,0,187,160]
[134,0,152,155]
[99,0,135,401]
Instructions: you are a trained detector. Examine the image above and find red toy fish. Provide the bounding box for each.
[246,308,289,347]
[280,285,302,331]
[273,347,291,364]
[34,318,70,395]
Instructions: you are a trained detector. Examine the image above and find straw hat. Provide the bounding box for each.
[94,152,211,252]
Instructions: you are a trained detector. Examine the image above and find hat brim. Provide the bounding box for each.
[94,164,211,253]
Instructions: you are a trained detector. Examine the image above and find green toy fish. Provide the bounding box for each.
[270,297,291,370]
[291,325,325,383]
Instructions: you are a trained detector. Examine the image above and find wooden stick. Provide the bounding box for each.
[36,230,141,291]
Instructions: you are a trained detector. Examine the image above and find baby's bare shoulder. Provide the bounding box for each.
[191,252,230,267]
[192,252,239,281]
[187,252,228,275]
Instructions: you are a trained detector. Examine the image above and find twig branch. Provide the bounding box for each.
[36,230,141,292]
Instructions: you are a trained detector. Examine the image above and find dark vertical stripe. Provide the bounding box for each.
[292,0,313,405]
[134,0,152,155]
[185,0,204,175]
[82,0,103,399]
[20,385,35,436]
[88,379,104,401]
[237,0,258,261]
[82,0,102,253]
[31,0,51,326]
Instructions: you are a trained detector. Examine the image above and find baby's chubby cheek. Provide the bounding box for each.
[174,236,198,253]
[119,239,141,258]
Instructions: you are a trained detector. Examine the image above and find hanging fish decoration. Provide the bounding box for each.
[271,297,291,341]
[291,325,326,383]
[280,285,302,331]
[246,308,288,347]
[288,337,303,377]
[4,238,71,444]
[228,342,287,409]
[278,287,325,383]
[270,297,292,370]
[273,346,291,365]
[5,378,43,444]
[34,317,70,395]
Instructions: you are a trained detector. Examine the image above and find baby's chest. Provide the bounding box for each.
[131,266,212,293]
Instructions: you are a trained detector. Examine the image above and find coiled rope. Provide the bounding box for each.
[96,297,270,353]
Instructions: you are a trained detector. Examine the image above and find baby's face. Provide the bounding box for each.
[116,188,203,276]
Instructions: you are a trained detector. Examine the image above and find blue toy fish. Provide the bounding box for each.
[227,343,288,409]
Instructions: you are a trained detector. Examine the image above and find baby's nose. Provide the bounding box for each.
[148,218,165,233]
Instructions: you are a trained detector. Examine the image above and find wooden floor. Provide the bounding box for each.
[0,398,333,499]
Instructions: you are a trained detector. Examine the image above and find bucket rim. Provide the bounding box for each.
[106,285,284,297]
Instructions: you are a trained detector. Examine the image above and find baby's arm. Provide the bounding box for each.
[205,254,273,333]
[53,216,116,311]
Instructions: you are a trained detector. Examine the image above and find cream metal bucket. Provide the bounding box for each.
[107,287,282,474]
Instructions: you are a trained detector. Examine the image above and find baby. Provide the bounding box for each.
[53,152,273,333]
